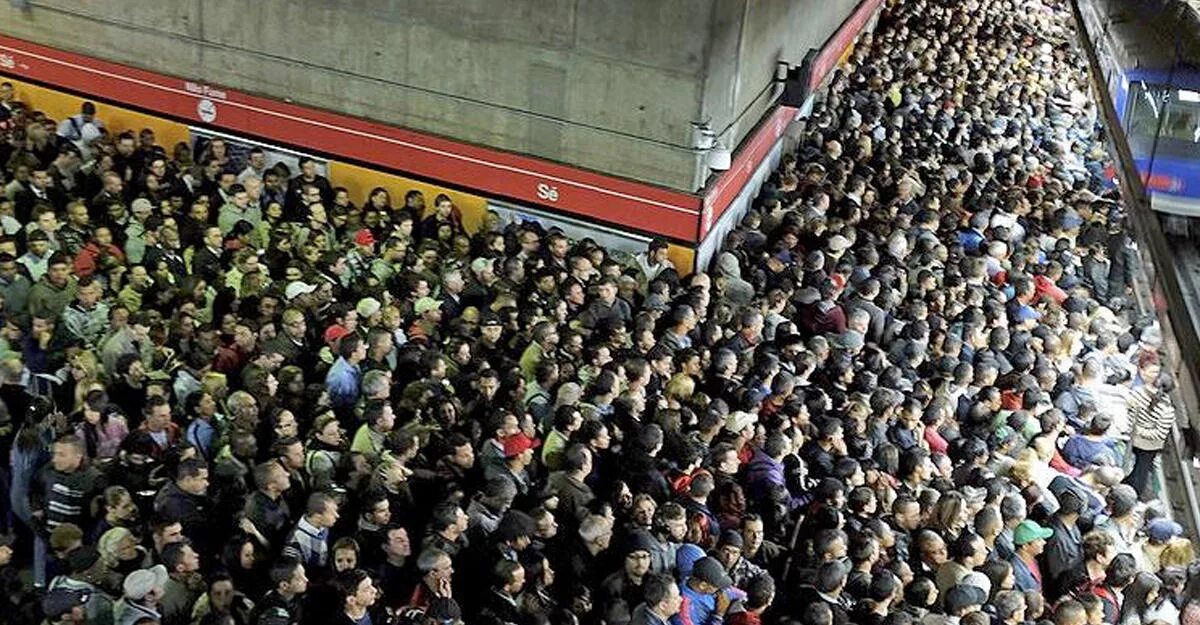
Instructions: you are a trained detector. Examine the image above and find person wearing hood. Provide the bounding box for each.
[713,250,754,308]
[797,280,847,336]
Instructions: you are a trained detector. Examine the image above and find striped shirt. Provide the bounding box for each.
[1128,386,1176,451]
[282,516,329,568]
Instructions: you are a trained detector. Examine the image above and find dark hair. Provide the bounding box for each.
[562,444,590,473]
[492,559,523,588]
[338,333,362,359]
[162,540,194,573]
[1118,573,1162,623]
[642,572,676,608]
[269,556,303,588]
[1105,553,1138,587]
[334,568,370,604]
[176,458,208,482]
[744,574,776,610]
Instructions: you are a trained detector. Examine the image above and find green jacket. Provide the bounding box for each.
[28,276,77,320]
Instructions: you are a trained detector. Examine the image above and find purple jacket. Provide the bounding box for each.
[745,448,804,510]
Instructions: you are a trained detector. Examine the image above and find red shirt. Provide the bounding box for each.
[924,426,948,455]
[1034,274,1069,305]
[730,612,763,625]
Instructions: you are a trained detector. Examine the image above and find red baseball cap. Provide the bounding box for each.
[324,325,351,345]
[502,433,541,458]
[355,229,376,246]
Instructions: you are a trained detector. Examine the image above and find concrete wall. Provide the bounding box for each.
[1,0,857,193]
[700,0,859,172]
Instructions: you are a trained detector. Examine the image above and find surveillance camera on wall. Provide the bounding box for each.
[708,143,731,171]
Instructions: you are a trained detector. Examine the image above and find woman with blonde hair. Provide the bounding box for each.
[1160,538,1197,572]
[664,374,695,410]
[95,526,150,595]
[68,349,103,412]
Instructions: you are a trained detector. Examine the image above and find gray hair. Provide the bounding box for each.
[362,370,390,398]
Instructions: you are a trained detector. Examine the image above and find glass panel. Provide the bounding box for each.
[1126,81,1200,160]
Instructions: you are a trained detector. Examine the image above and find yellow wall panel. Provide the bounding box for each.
[5,78,191,153]
[328,160,488,234]
[667,243,695,276]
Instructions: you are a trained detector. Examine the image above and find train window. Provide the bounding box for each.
[1126,82,1200,159]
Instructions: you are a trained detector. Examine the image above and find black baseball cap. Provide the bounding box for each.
[691,556,733,589]
[43,588,89,619]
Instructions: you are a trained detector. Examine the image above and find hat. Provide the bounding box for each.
[502,433,540,458]
[481,312,502,327]
[644,293,670,312]
[323,325,351,345]
[414,297,442,315]
[470,257,493,275]
[627,530,659,555]
[718,529,744,549]
[1147,518,1184,543]
[42,588,89,619]
[676,543,706,578]
[1012,519,1053,545]
[284,281,317,300]
[796,287,821,305]
[944,583,987,613]
[1060,211,1084,229]
[827,235,851,252]
[961,571,992,598]
[130,198,154,213]
[837,330,865,351]
[356,297,381,318]
[27,229,49,243]
[724,411,757,434]
[1014,305,1041,321]
[123,564,169,600]
[691,556,733,589]
[354,229,376,246]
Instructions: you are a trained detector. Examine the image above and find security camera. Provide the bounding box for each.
[708,143,732,171]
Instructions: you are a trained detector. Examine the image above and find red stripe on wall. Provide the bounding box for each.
[699,105,795,240]
[807,0,885,92]
[0,35,704,241]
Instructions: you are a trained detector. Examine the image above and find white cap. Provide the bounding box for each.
[285,281,317,300]
[123,564,168,600]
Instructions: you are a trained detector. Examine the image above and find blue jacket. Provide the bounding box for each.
[672,582,720,625]
[324,357,361,408]
[1009,554,1041,592]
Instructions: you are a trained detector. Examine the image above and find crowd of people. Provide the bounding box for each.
[1,0,1199,623]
